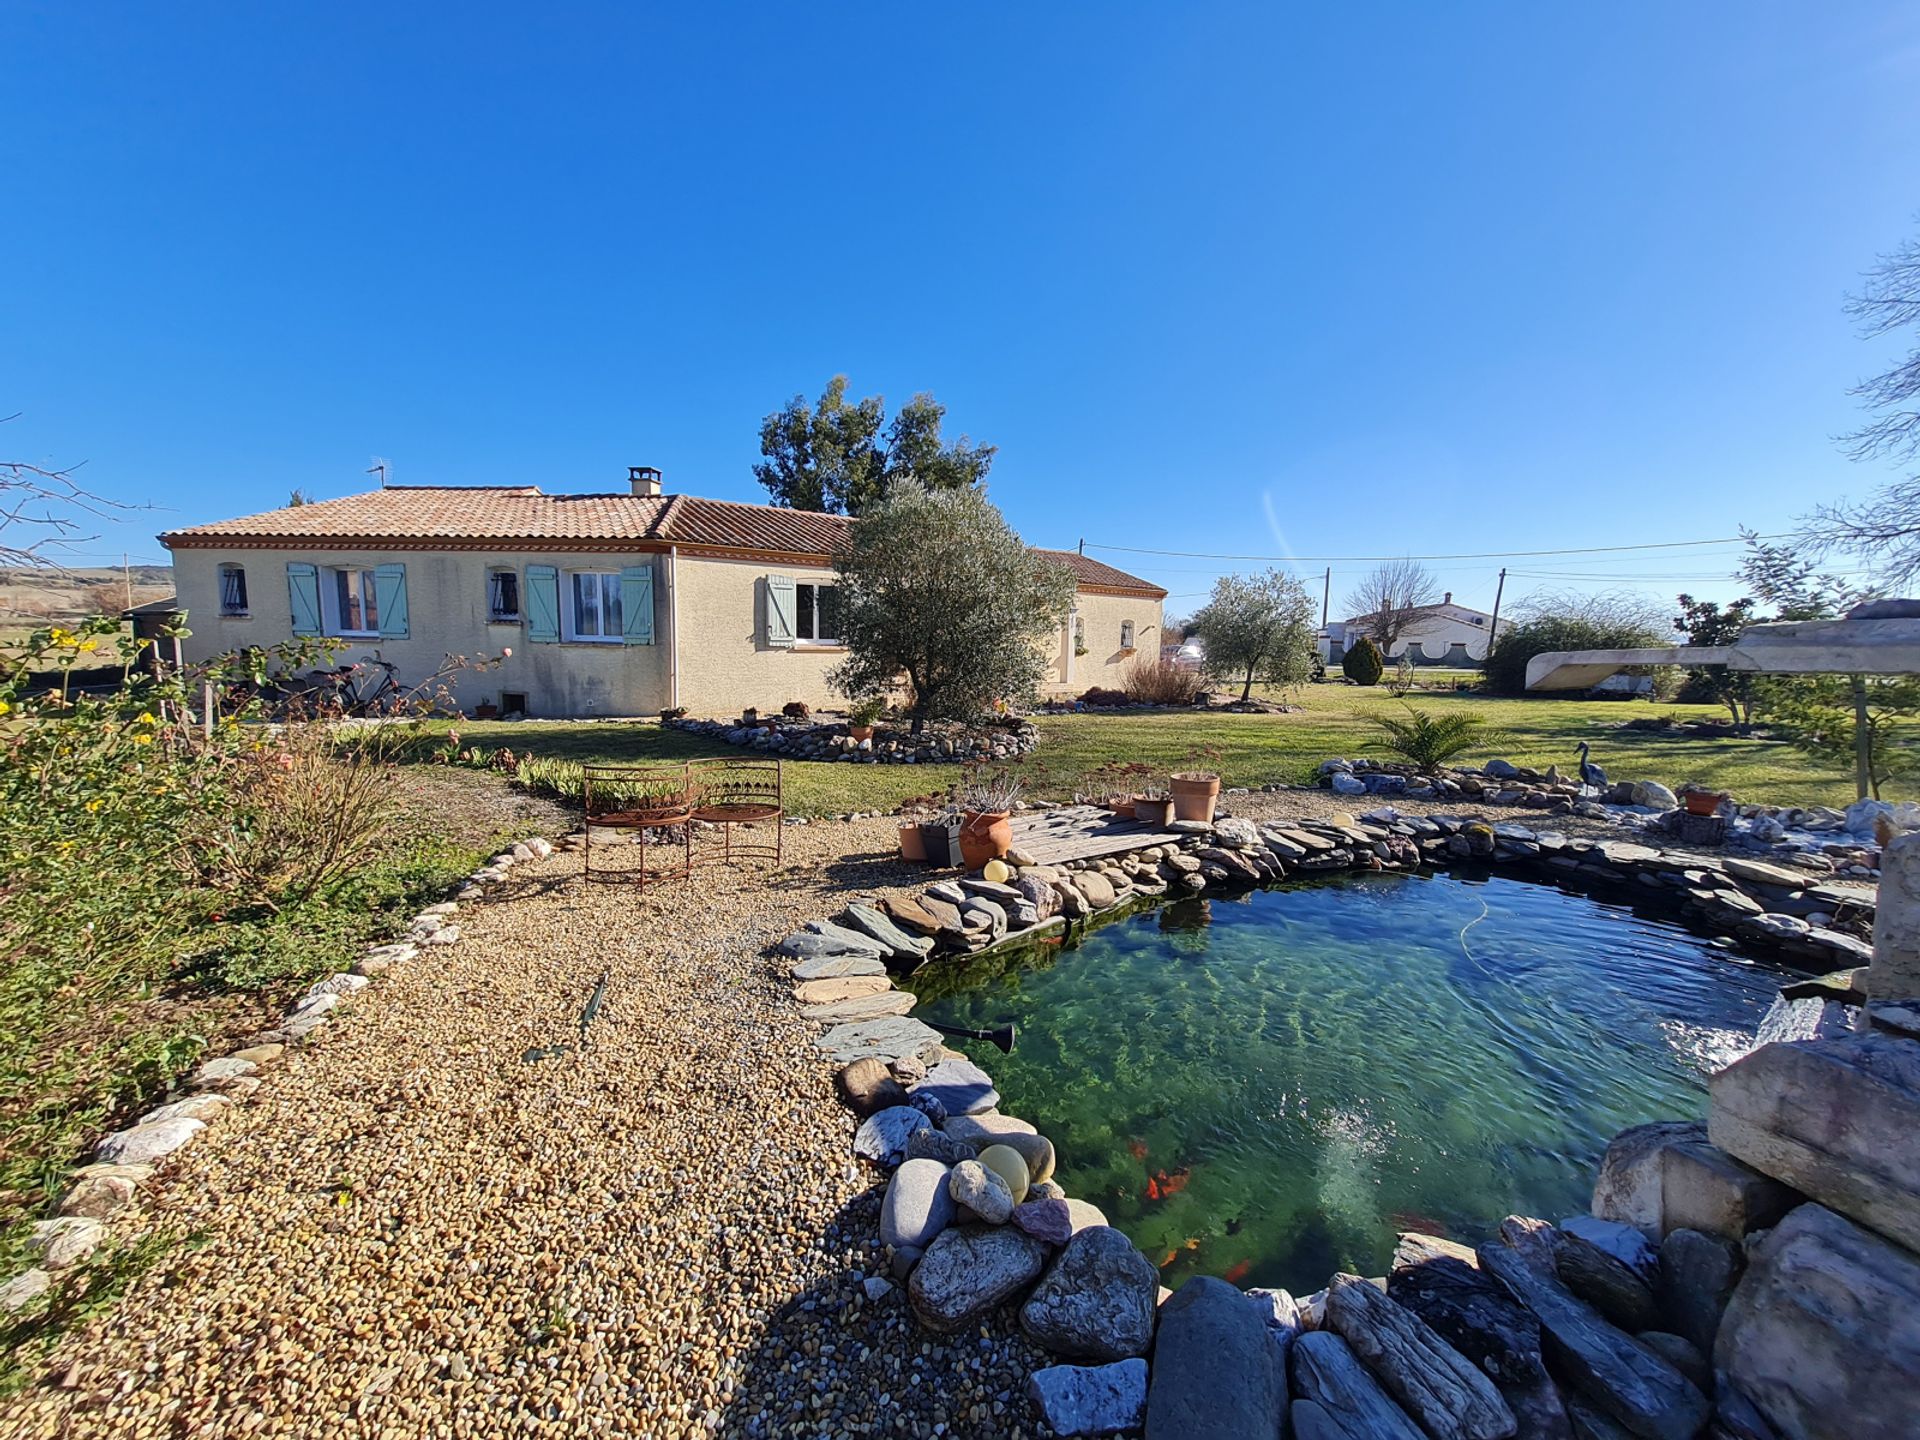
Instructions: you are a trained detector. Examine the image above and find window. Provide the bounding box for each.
[489,569,521,621]
[219,564,249,616]
[1120,620,1135,650]
[566,571,623,641]
[327,567,379,635]
[795,581,841,644]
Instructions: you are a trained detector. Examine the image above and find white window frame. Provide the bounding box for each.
[325,566,380,637]
[794,580,841,646]
[1120,619,1135,650]
[219,563,249,617]
[488,568,521,621]
[564,570,623,643]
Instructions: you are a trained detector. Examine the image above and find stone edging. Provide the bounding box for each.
[0,834,566,1317]
[666,714,1039,766]
[774,805,1883,1436]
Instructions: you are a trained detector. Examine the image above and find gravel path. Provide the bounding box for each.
[2,821,1058,1440]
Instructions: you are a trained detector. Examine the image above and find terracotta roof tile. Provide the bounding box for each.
[161,486,1165,595]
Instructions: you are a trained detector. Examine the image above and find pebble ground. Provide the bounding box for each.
[0,821,1061,1440]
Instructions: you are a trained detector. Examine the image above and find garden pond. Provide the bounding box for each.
[905,867,1787,1295]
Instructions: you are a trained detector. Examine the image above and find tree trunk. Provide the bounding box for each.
[1239,669,1254,703]
[1852,674,1872,801]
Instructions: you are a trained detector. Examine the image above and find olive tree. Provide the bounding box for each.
[830,485,1077,732]
[1189,568,1317,702]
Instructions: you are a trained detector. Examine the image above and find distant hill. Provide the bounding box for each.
[0,565,175,628]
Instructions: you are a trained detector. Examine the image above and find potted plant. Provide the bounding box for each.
[849,697,883,743]
[1681,784,1730,817]
[1134,783,1175,827]
[955,768,1022,870]
[920,805,965,867]
[896,803,931,862]
[741,706,759,725]
[1169,744,1223,822]
[472,698,499,721]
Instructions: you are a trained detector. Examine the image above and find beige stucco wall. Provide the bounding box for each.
[1044,591,1165,695]
[171,547,673,717]
[672,553,850,717]
[170,546,1165,717]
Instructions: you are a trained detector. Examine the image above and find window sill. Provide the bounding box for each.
[561,636,624,646]
[219,612,251,620]
[794,643,847,653]
[488,615,523,625]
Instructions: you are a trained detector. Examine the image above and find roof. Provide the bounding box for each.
[1334,599,1494,628]
[160,486,1166,596]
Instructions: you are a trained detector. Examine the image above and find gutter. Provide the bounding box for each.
[668,544,680,710]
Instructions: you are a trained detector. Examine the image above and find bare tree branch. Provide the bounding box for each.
[1341,558,1440,654]
[1,413,142,570]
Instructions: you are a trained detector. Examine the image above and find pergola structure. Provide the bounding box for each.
[1524,605,1920,799]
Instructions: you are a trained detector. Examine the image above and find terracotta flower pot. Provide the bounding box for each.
[958,810,1013,870]
[1683,790,1728,817]
[898,822,928,862]
[1134,795,1175,826]
[1110,795,1139,818]
[849,725,874,742]
[472,703,499,721]
[1170,773,1220,823]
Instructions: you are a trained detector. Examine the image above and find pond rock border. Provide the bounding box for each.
[666,713,1038,765]
[777,803,1903,1439]
[0,834,564,1320]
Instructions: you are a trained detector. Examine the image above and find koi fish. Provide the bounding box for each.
[1146,1167,1192,1201]
[1159,1249,1179,1269]
[1391,1210,1448,1236]
[1223,1259,1252,1284]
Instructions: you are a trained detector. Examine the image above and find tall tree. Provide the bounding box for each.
[753,376,995,515]
[829,486,1075,732]
[1342,558,1440,653]
[1189,569,1317,702]
[1674,593,1766,729]
[1797,226,1920,588]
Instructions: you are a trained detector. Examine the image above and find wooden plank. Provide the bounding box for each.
[1008,806,1183,865]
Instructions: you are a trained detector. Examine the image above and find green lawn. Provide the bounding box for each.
[422,685,1858,817]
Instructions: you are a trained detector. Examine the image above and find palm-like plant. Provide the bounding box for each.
[1367,702,1489,774]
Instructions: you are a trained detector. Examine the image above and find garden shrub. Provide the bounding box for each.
[1342,636,1385,685]
[1482,611,1667,695]
[1121,654,1205,706]
[1077,686,1131,707]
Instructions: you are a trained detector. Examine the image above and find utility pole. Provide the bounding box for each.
[1320,567,1331,629]
[123,552,133,612]
[1486,568,1507,669]
[1077,538,1084,555]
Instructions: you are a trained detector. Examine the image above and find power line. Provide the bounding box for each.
[1084,532,1793,564]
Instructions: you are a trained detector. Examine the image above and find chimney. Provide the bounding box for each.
[629,465,663,498]
[1443,591,1453,604]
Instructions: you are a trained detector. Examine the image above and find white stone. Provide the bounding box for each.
[30,1216,105,1270]
[95,1117,205,1166]
[0,1268,53,1312]
[303,972,370,1001]
[191,1057,259,1085]
[1872,830,1920,1000]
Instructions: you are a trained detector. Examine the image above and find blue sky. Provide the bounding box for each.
[4,3,1918,617]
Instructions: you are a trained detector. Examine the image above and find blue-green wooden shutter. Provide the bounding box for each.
[764,574,795,648]
[287,562,322,636]
[375,563,409,638]
[620,565,654,645]
[526,565,560,642]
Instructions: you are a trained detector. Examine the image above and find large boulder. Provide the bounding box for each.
[1553,1233,1659,1334]
[1709,1032,1920,1253]
[880,1158,955,1251]
[836,1057,907,1117]
[1020,1225,1159,1362]
[1289,1330,1425,1440]
[1478,1242,1709,1440]
[949,1159,1015,1225]
[852,1105,931,1167]
[1323,1273,1516,1440]
[1028,1358,1148,1438]
[908,1224,1048,1333]
[1715,1202,1920,1440]
[1146,1275,1285,1440]
[1592,1121,1797,1242]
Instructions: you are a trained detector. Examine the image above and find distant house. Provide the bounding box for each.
[159,469,1166,718]
[1320,592,1495,667]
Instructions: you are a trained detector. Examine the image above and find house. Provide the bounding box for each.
[1320,592,1496,667]
[158,469,1166,718]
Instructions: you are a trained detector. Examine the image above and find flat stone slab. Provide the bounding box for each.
[801,989,917,1024]
[1710,1032,1920,1252]
[789,953,888,981]
[815,1015,945,1066]
[843,903,934,958]
[793,975,895,1004]
[911,1058,1000,1117]
[1028,1358,1148,1438]
[780,930,886,963]
[803,919,894,955]
[1723,857,1816,889]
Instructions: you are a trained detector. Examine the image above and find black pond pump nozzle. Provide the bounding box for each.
[927,1019,1016,1054]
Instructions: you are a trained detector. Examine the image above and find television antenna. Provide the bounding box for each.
[367,456,393,487]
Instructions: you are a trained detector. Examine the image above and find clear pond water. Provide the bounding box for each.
[905,868,1786,1295]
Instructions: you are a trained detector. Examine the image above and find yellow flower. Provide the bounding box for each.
[77,639,99,653]
[133,733,154,746]
[137,712,156,725]
[86,798,103,813]
[0,700,10,716]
